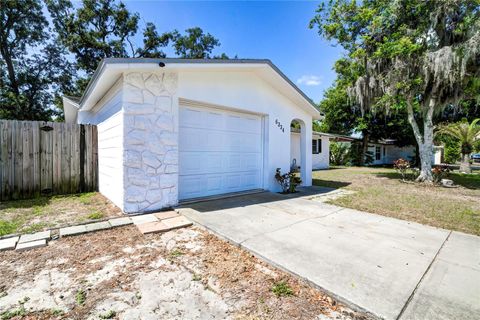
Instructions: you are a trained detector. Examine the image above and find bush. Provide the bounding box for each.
[432,165,450,184]
[329,142,350,165]
[393,158,419,181]
[444,141,461,164]
[275,169,302,193]
[350,141,373,166]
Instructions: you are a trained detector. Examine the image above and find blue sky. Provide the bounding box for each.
[123,0,344,103]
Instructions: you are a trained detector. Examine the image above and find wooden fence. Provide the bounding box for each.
[0,120,98,201]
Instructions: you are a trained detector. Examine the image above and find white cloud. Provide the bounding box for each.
[296,75,322,86]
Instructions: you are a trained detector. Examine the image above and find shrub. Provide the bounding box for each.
[444,140,461,164]
[393,158,419,181]
[330,142,350,165]
[432,165,450,184]
[275,169,302,193]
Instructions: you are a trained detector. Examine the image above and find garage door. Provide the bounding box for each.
[179,104,263,200]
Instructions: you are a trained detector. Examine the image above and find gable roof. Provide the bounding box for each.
[75,58,321,119]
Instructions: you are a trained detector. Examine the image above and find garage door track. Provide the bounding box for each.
[177,188,480,320]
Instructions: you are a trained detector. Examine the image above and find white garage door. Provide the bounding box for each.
[179,104,263,200]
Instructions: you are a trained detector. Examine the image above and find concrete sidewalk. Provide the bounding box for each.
[177,190,480,320]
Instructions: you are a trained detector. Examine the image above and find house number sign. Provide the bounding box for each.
[275,119,285,132]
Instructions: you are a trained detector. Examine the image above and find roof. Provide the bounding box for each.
[313,131,356,142]
[74,58,320,118]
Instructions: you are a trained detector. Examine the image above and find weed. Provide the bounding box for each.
[99,310,116,319]
[78,192,95,205]
[76,289,86,305]
[168,249,184,259]
[192,274,202,281]
[271,281,294,297]
[21,222,48,234]
[1,306,26,320]
[87,211,104,220]
[0,220,18,237]
[51,309,64,316]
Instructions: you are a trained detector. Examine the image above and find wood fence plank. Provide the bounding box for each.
[31,121,40,197]
[52,122,59,194]
[22,121,33,198]
[0,121,9,200]
[0,120,98,200]
[12,121,23,200]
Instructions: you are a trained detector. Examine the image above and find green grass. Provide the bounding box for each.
[271,281,294,297]
[87,211,105,220]
[0,220,19,236]
[76,289,86,306]
[0,192,120,237]
[313,167,480,235]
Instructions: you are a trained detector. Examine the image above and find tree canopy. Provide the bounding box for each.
[1,0,229,120]
[311,0,480,181]
[0,0,75,120]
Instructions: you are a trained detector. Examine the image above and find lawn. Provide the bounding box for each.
[0,193,122,236]
[313,166,480,236]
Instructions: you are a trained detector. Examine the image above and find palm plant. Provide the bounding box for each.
[435,119,480,174]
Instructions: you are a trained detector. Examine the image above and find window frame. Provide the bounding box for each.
[375,146,381,161]
[312,139,319,154]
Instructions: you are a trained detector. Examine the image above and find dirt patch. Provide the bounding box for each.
[0,192,122,236]
[0,226,369,320]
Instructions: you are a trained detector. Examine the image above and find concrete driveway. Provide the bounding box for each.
[178,188,480,320]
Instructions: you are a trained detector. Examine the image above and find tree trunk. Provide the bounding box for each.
[459,153,472,174]
[406,101,434,183]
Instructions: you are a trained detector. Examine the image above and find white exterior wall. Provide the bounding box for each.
[177,70,313,191]
[80,79,124,209]
[312,135,330,169]
[290,132,301,168]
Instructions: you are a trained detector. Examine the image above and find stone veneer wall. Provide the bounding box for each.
[122,72,179,213]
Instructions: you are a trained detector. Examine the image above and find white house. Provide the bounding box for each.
[63,58,321,213]
[291,130,335,170]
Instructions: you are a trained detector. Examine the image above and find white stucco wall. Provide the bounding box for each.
[291,133,329,170]
[177,70,313,191]
[290,132,301,169]
[312,135,330,169]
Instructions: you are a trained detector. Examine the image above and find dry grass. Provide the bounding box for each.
[0,192,122,236]
[313,167,480,235]
[0,226,369,320]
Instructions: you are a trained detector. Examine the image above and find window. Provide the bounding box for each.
[312,140,318,154]
[375,146,381,160]
[312,139,322,154]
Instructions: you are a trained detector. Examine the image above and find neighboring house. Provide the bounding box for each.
[291,130,353,170]
[367,140,443,166]
[63,58,321,213]
[367,140,417,165]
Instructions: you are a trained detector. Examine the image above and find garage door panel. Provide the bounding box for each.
[180,107,203,127]
[179,104,263,200]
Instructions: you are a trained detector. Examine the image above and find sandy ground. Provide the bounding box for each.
[0,225,370,320]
